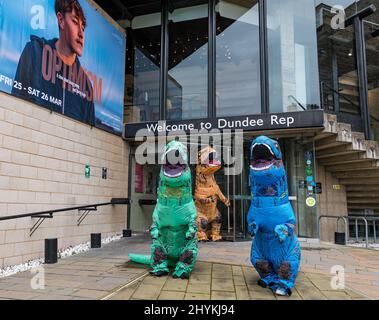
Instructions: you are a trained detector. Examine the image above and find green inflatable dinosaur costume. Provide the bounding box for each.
[128,141,198,279]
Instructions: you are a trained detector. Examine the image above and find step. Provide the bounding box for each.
[333,169,379,179]
[325,160,379,172]
[347,184,379,192]
[314,113,337,141]
[318,152,374,166]
[316,132,366,159]
[364,140,379,159]
[347,198,379,204]
[339,177,379,185]
[347,192,379,198]
[348,204,379,210]
[315,122,352,151]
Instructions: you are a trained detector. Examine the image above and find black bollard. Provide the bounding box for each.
[123,229,132,238]
[91,233,101,248]
[335,232,346,245]
[45,238,58,264]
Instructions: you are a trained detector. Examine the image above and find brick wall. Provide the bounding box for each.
[0,92,129,268]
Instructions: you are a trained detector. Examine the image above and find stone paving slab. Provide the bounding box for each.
[107,261,365,301]
[0,233,377,300]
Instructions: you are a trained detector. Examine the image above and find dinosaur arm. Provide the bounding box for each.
[216,186,230,207]
[185,209,198,240]
[248,221,259,236]
[149,208,160,239]
[274,222,296,243]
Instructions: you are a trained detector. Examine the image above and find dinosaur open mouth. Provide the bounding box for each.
[163,149,187,178]
[202,152,221,167]
[250,143,276,171]
[163,164,186,178]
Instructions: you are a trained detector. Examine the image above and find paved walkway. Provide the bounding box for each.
[0,233,378,300]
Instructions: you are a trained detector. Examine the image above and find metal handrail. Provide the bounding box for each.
[0,198,130,222]
[321,82,379,126]
[317,215,348,242]
[0,198,130,236]
[370,114,379,124]
[288,95,307,111]
[318,215,371,248]
[346,216,369,248]
[320,81,360,108]
[348,216,379,245]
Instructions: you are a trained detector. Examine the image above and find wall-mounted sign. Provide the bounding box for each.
[123,110,324,139]
[333,185,342,190]
[306,197,316,207]
[135,164,143,193]
[102,168,108,180]
[304,150,317,207]
[85,165,91,179]
[298,180,307,189]
[314,182,322,194]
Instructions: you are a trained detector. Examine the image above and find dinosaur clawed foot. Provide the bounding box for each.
[274,287,292,297]
[211,235,222,242]
[173,272,190,280]
[150,270,169,277]
[198,235,209,242]
[257,279,267,288]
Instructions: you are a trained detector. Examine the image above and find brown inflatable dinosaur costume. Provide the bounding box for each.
[195,146,230,241]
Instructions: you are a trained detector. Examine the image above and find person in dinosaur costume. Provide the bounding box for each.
[195,146,230,241]
[247,136,301,296]
[129,141,198,279]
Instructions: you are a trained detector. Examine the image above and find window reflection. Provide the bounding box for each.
[130,12,161,122]
[364,15,379,142]
[167,2,208,120]
[216,0,261,117]
[268,0,320,113]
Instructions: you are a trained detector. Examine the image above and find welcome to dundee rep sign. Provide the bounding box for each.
[123,110,324,139]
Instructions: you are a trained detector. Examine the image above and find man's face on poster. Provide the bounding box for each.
[58,9,85,57]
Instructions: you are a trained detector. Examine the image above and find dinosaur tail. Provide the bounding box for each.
[128,253,151,266]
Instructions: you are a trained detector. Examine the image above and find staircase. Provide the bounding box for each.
[315,113,379,210]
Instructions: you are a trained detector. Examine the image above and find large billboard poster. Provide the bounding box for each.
[0,0,125,135]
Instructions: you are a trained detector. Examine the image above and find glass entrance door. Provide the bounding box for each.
[217,142,250,241]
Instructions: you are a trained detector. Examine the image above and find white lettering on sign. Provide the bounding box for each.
[144,115,297,134]
[218,117,264,129]
[270,115,295,127]
[0,74,12,86]
[146,122,195,133]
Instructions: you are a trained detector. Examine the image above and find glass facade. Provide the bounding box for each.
[267,0,321,113]
[363,7,379,143]
[123,0,322,123]
[318,24,361,115]
[128,11,162,122]
[317,0,379,136]
[167,1,209,120]
[215,0,261,117]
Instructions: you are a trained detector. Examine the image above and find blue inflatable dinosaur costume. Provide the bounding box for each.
[247,136,301,296]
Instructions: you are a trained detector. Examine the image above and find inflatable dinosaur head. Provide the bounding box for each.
[161,140,190,187]
[197,146,221,175]
[249,136,285,184]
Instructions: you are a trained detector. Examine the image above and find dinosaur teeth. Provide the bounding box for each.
[250,163,274,171]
